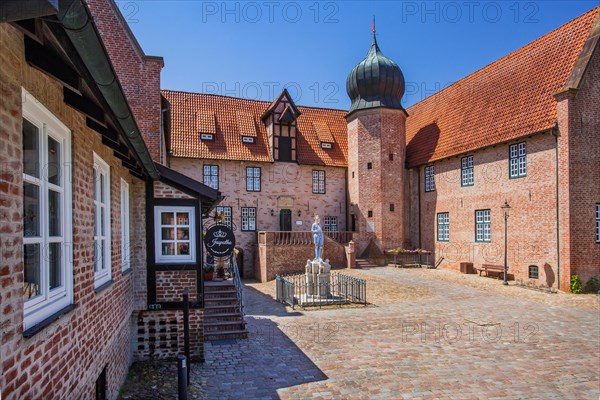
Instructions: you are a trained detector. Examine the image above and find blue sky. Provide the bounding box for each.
[120,1,597,109]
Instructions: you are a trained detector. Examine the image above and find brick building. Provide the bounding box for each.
[0,1,217,399]
[164,8,599,289]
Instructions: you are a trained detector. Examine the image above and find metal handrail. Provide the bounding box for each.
[230,255,245,320]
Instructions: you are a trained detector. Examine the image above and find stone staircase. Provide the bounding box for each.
[204,280,247,341]
[354,258,381,269]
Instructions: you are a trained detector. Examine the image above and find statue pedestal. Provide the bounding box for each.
[305,259,331,299]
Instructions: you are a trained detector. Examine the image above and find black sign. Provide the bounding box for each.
[204,225,236,257]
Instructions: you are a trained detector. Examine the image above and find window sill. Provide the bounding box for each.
[122,268,132,277]
[23,303,77,338]
[94,279,114,294]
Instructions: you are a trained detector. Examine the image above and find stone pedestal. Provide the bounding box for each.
[305,259,331,298]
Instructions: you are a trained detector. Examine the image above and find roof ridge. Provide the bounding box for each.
[408,6,599,111]
[160,89,348,113]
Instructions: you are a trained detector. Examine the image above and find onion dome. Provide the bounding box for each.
[346,25,405,113]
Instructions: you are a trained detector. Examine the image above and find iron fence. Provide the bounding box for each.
[276,272,367,309]
[386,252,434,267]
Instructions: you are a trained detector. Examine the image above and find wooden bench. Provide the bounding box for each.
[475,264,506,279]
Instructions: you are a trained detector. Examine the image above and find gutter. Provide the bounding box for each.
[58,0,160,180]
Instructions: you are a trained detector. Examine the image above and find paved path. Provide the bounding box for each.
[194,268,599,399]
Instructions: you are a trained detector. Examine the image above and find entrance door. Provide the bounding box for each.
[279,209,292,231]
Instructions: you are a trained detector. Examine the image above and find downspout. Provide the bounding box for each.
[344,168,349,232]
[418,167,422,248]
[58,0,160,180]
[551,124,561,290]
[161,107,167,166]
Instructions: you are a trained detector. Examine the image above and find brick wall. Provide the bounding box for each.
[86,0,164,163]
[256,234,346,282]
[134,309,204,361]
[412,133,560,286]
[170,158,347,278]
[556,41,600,289]
[155,271,198,303]
[153,181,194,199]
[0,23,145,399]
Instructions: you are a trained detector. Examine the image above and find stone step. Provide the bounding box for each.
[204,298,238,305]
[204,329,248,341]
[204,289,237,296]
[204,320,246,331]
[203,312,242,319]
[204,305,240,314]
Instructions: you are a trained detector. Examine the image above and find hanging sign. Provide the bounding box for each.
[204,225,236,257]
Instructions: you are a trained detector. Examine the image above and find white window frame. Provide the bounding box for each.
[475,209,491,242]
[312,170,326,194]
[324,216,338,232]
[154,206,196,264]
[215,206,232,228]
[246,167,261,192]
[120,179,131,272]
[93,153,112,288]
[437,212,449,242]
[596,204,600,243]
[509,142,527,178]
[203,164,219,190]
[22,88,73,330]
[241,207,256,231]
[425,165,435,192]
[461,156,474,186]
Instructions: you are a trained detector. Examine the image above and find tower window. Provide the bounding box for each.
[389,153,394,161]
[367,162,372,170]
[390,204,395,212]
[352,171,355,178]
[368,210,373,218]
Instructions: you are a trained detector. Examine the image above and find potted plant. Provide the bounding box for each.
[203,263,215,281]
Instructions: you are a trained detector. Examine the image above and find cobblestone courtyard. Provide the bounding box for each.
[121,267,599,399]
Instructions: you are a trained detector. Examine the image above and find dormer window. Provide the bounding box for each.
[261,89,301,162]
[241,136,255,144]
[198,111,216,141]
[313,121,334,151]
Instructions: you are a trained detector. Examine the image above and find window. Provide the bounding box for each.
[528,265,539,279]
[390,203,395,212]
[425,165,435,192]
[246,167,261,192]
[367,162,372,170]
[93,154,111,288]
[461,156,474,186]
[368,210,373,218]
[389,153,394,161]
[203,165,219,190]
[509,142,527,178]
[95,366,107,400]
[312,170,326,194]
[22,90,73,330]
[324,216,338,232]
[596,204,600,243]
[437,213,449,241]
[215,206,232,228]
[120,179,130,272]
[596,203,600,243]
[154,206,195,264]
[241,207,256,231]
[475,209,491,242]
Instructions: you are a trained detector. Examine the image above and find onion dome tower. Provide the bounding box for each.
[346,20,408,258]
[346,23,405,114]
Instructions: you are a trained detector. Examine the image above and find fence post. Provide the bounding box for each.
[183,288,191,383]
[177,355,188,400]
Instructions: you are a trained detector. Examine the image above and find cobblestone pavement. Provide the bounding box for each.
[122,267,600,399]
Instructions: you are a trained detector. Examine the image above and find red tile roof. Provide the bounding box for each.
[163,90,348,167]
[405,7,599,167]
[164,8,598,169]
